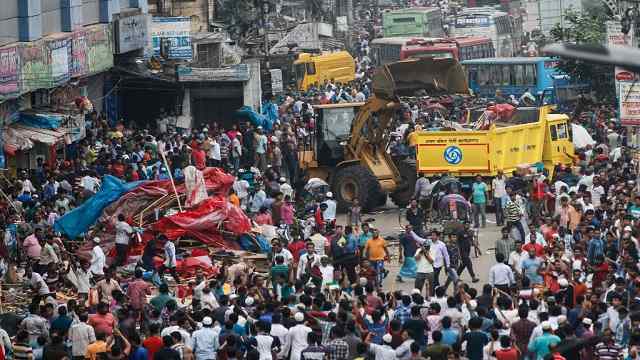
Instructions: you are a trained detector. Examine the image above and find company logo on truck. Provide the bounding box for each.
[444,146,462,164]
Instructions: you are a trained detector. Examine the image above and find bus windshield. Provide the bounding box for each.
[406,51,454,59]
[323,107,357,141]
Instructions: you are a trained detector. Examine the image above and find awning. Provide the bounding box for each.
[3,124,69,151]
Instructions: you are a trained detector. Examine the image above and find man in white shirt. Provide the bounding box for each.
[279,177,294,199]
[492,170,508,226]
[192,316,220,359]
[414,242,434,297]
[489,253,515,292]
[208,136,221,167]
[272,240,294,265]
[160,236,180,282]
[114,214,133,267]
[322,192,337,223]
[287,312,312,360]
[270,313,290,360]
[69,313,95,359]
[89,237,105,277]
[297,242,321,281]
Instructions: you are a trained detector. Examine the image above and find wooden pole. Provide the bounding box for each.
[159,150,183,212]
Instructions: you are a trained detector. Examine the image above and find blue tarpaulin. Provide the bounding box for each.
[54,176,143,238]
[18,112,62,129]
[233,106,273,131]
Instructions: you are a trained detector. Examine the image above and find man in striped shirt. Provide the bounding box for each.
[504,192,526,243]
[12,330,33,360]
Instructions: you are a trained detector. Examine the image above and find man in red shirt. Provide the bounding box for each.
[87,303,115,336]
[143,323,163,360]
[126,269,151,312]
[494,336,520,360]
[522,233,545,258]
[191,142,206,170]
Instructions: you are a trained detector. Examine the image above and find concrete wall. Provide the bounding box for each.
[0,1,19,46]
[524,0,583,34]
[0,0,144,45]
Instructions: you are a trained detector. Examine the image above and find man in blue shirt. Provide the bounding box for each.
[471,175,488,228]
[528,321,561,360]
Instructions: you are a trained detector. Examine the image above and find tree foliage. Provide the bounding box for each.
[549,6,615,101]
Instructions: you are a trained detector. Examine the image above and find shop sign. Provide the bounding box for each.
[151,17,192,60]
[87,25,114,75]
[0,46,19,97]
[176,64,250,82]
[48,38,72,87]
[71,30,88,78]
[20,41,50,93]
[115,14,149,54]
[270,69,283,94]
[620,82,640,126]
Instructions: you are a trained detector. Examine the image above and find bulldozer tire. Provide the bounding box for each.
[332,165,382,212]
[390,159,417,208]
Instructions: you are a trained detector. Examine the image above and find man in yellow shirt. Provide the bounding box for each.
[85,332,107,360]
[364,229,390,287]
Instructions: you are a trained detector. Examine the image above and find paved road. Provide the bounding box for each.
[336,204,501,294]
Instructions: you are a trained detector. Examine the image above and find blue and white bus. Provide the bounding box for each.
[461,57,590,105]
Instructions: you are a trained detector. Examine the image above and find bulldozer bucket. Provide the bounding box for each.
[372,57,470,99]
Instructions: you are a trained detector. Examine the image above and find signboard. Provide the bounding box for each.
[115,14,149,54]
[270,69,283,94]
[620,82,640,126]
[20,41,49,93]
[177,64,250,82]
[48,38,71,86]
[151,17,192,60]
[455,16,490,28]
[86,25,114,75]
[607,20,636,98]
[71,30,88,78]
[0,46,19,96]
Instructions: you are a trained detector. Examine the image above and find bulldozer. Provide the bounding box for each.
[298,57,469,211]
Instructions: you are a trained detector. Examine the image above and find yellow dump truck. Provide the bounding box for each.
[415,106,575,178]
[294,51,356,91]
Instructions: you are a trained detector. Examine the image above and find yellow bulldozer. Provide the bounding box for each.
[298,57,469,211]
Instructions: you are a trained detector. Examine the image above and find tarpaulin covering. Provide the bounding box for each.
[572,123,596,149]
[101,167,235,225]
[152,196,251,248]
[18,112,62,129]
[54,176,143,238]
[3,124,68,150]
[233,106,272,131]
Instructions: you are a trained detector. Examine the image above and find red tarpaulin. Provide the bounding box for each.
[152,195,251,248]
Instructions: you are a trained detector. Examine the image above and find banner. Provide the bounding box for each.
[620,82,640,126]
[151,17,192,60]
[0,46,19,96]
[20,41,49,93]
[86,25,114,75]
[71,30,88,78]
[607,20,636,98]
[115,14,149,54]
[48,38,72,86]
[270,69,283,94]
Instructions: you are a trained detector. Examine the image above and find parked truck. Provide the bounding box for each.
[293,51,356,91]
[414,106,575,180]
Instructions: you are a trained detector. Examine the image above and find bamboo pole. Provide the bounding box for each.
[159,150,182,212]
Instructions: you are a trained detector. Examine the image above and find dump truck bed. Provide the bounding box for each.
[415,107,574,177]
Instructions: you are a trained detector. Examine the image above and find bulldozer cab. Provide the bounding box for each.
[313,103,363,167]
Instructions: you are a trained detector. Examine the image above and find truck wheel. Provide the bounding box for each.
[390,159,417,208]
[332,165,381,212]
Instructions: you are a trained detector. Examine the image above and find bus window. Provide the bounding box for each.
[514,64,525,85]
[524,64,536,86]
[478,65,491,85]
[550,125,558,141]
[393,17,415,23]
[306,63,316,75]
[501,65,511,86]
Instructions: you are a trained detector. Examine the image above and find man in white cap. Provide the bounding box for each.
[322,192,337,224]
[287,312,312,360]
[279,177,293,199]
[528,321,560,360]
[192,316,219,359]
[364,332,396,360]
[89,237,105,277]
